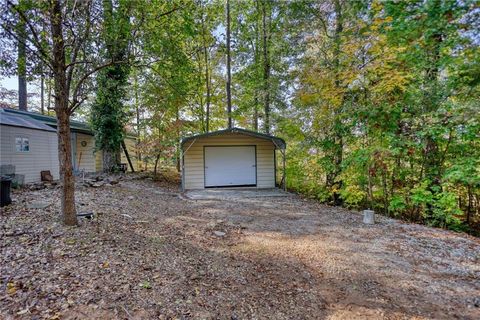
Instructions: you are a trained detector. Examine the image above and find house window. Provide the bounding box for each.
[15,137,30,152]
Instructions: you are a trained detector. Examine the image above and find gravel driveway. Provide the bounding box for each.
[1,175,479,319]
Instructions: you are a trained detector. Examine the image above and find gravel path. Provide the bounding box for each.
[1,176,479,319]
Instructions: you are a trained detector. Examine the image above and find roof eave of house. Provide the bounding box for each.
[0,122,57,133]
[3,108,93,133]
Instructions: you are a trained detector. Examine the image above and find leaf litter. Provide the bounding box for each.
[0,174,479,319]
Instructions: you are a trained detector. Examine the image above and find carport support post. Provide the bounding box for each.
[181,151,185,192]
[272,140,287,192]
[180,139,197,192]
[282,149,286,191]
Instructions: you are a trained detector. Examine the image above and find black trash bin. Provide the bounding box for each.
[1,176,12,207]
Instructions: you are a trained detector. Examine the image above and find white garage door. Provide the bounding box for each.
[204,146,256,187]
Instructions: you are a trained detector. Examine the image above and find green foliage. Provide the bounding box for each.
[91,0,131,169]
[281,0,480,234]
[91,64,130,152]
[410,181,434,209]
[388,195,407,216]
[340,185,367,210]
[431,190,463,230]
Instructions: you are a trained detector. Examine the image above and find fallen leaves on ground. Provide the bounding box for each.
[1,173,479,319]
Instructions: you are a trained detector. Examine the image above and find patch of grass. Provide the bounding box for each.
[149,236,165,247]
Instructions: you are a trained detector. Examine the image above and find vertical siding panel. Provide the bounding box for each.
[0,125,59,183]
[75,133,96,172]
[95,149,103,172]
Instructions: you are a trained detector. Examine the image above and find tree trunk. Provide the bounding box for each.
[254,96,259,131]
[326,0,344,206]
[262,0,270,134]
[134,71,141,162]
[204,45,211,132]
[40,73,45,114]
[154,153,161,176]
[50,0,77,226]
[103,150,120,173]
[466,185,472,225]
[422,2,445,213]
[176,108,181,172]
[56,109,77,225]
[17,20,27,111]
[47,78,52,111]
[253,0,260,132]
[226,0,232,128]
[201,12,211,133]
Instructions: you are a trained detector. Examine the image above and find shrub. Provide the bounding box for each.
[340,185,367,209]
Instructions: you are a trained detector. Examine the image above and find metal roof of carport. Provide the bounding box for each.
[181,127,286,150]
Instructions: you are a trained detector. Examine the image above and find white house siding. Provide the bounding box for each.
[95,149,103,172]
[0,125,59,183]
[75,133,96,172]
[183,133,276,189]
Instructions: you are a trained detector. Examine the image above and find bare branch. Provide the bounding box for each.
[65,60,95,68]
[157,7,180,18]
[69,60,125,113]
[66,1,92,91]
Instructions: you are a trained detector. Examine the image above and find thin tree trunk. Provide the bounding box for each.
[254,97,259,131]
[47,78,52,111]
[423,2,444,212]
[201,13,211,132]
[382,168,389,215]
[134,71,141,162]
[18,20,27,111]
[56,109,77,225]
[204,45,211,132]
[40,72,45,114]
[253,0,260,132]
[325,0,344,206]
[176,107,181,172]
[154,153,161,176]
[226,0,232,129]
[50,0,77,226]
[466,185,472,225]
[262,0,270,134]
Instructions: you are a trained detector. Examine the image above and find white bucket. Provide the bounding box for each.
[363,209,375,224]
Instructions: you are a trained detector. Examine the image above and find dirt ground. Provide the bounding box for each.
[1,174,479,319]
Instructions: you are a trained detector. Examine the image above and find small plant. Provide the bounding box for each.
[138,281,152,289]
[388,194,407,216]
[430,191,463,230]
[340,185,367,209]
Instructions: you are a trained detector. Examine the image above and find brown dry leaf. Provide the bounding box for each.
[50,313,61,320]
[6,282,16,295]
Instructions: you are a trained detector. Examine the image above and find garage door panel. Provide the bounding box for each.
[204,146,256,187]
